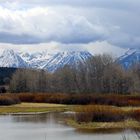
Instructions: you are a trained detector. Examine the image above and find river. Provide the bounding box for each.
[0,112,138,140]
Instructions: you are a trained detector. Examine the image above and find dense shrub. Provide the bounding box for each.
[130,109,140,121]
[0,95,20,105]
[18,93,35,102]
[8,93,140,106]
[75,105,126,122]
[1,93,140,106]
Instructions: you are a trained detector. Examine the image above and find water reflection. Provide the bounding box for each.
[0,113,139,140]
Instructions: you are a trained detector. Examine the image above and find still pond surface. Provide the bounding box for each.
[0,112,138,140]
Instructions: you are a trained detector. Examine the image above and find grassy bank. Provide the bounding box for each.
[67,119,140,131]
[0,103,68,115]
[66,105,140,131]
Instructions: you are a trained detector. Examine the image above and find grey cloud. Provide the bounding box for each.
[10,0,140,12]
[0,1,139,49]
[0,6,109,44]
[11,0,140,7]
[1,0,140,11]
[0,32,42,44]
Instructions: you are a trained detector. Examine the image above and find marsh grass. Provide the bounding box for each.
[0,103,68,114]
[5,93,140,106]
[75,105,126,122]
[74,105,140,125]
[0,95,20,105]
[130,109,140,122]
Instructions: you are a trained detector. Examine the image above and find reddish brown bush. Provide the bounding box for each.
[2,93,140,106]
[0,95,20,105]
[75,105,126,122]
[18,93,35,102]
[130,109,140,121]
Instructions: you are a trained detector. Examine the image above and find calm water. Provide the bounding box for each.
[0,112,138,140]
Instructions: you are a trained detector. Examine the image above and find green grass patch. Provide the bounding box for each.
[0,103,69,115]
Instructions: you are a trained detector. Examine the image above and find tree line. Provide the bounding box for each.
[0,67,16,85]
[9,54,140,94]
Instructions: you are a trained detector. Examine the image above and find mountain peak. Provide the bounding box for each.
[2,49,15,56]
[125,48,140,55]
[118,48,140,69]
[43,51,93,72]
[0,49,28,68]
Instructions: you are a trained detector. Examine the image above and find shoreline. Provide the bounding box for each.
[66,119,140,132]
[0,103,69,115]
[0,111,57,115]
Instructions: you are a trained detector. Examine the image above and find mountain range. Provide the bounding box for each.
[0,48,139,72]
[0,49,92,72]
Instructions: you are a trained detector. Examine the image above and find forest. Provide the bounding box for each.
[0,67,17,85]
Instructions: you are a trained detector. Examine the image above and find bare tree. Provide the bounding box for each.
[9,54,140,95]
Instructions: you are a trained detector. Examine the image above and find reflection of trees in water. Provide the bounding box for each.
[12,113,65,123]
[122,131,140,140]
[122,133,127,140]
[12,114,49,123]
[135,131,140,139]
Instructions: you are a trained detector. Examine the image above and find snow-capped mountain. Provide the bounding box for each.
[0,49,93,72]
[118,48,140,69]
[0,49,28,68]
[19,51,53,69]
[1,48,140,71]
[43,51,92,72]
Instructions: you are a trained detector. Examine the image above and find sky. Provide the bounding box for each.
[0,0,139,55]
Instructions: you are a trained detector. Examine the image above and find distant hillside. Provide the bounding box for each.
[0,67,17,85]
[117,48,140,69]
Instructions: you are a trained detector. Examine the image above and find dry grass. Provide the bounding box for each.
[75,105,126,122]
[14,103,66,107]
[74,105,140,124]
[68,105,140,130]
[4,93,140,106]
[67,119,140,131]
[0,95,20,105]
[130,109,140,121]
[0,103,68,115]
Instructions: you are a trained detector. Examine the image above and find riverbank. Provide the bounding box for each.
[67,105,140,131]
[67,119,140,132]
[0,103,69,115]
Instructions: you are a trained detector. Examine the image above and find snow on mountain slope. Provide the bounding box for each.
[118,48,140,69]
[43,51,92,72]
[1,48,140,72]
[0,49,92,71]
[0,49,28,68]
[20,51,53,69]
